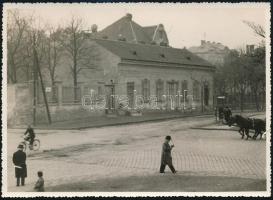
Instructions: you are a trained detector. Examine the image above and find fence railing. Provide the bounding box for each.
[37,85,58,104]
[62,86,81,104]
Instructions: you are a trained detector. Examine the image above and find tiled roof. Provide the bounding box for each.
[143,25,169,44]
[94,39,214,68]
[97,15,152,43]
[143,26,157,38]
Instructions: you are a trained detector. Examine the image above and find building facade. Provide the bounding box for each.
[8,14,215,125]
[188,40,230,67]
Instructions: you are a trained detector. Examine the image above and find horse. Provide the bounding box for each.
[251,118,266,140]
[228,115,248,138]
[228,115,266,140]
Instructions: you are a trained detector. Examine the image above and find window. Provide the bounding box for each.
[156,79,164,102]
[142,79,150,102]
[193,81,200,101]
[181,80,188,102]
[204,83,209,106]
[127,82,135,108]
[160,54,165,58]
[97,86,102,96]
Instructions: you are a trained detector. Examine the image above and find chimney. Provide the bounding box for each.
[125,13,132,21]
[91,24,98,33]
[158,24,164,31]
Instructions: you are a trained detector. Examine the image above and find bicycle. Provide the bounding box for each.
[20,136,40,151]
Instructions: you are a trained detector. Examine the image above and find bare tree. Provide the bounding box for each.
[59,17,84,101]
[243,20,265,38]
[59,16,95,102]
[44,26,62,86]
[7,10,30,83]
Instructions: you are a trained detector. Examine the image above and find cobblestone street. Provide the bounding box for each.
[5,114,267,192]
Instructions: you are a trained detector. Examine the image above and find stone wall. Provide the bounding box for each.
[35,103,104,124]
[7,83,33,126]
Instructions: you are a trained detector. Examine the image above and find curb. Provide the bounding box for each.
[14,113,214,130]
[9,111,264,131]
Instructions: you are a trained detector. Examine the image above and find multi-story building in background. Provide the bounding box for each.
[188,40,230,67]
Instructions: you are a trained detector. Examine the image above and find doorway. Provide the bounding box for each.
[167,81,178,110]
[204,84,209,106]
[105,84,115,112]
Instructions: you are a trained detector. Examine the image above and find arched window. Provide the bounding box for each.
[142,79,150,102]
[204,83,209,106]
[193,81,200,101]
[181,80,188,102]
[156,79,164,102]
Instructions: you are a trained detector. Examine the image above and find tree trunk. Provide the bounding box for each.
[73,31,78,103]
[73,60,78,102]
[9,57,17,83]
[253,87,260,111]
[240,86,245,112]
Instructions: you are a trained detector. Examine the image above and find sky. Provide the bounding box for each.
[4,3,270,49]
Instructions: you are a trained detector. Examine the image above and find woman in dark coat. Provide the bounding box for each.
[160,135,176,174]
[12,144,27,186]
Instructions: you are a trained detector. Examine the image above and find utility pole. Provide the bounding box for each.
[32,47,38,126]
[201,83,204,113]
[33,32,52,124]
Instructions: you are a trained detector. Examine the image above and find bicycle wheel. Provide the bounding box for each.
[32,139,40,151]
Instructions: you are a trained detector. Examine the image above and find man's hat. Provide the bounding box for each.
[165,135,171,140]
[17,144,24,149]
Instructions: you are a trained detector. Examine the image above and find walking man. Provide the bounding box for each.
[160,135,176,174]
[12,144,27,186]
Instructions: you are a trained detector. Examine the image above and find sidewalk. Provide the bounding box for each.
[10,110,265,130]
[33,111,214,130]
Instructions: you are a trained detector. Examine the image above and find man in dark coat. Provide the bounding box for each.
[12,144,27,186]
[223,106,232,123]
[24,125,35,146]
[218,106,224,123]
[160,135,176,174]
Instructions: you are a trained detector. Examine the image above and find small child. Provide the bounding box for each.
[34,171,44,192]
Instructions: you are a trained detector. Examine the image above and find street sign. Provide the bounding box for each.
[45,87,52,92]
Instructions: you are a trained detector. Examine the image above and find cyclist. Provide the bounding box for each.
[24,125,35,147]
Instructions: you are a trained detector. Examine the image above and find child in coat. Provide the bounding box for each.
[34,171,44,192]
